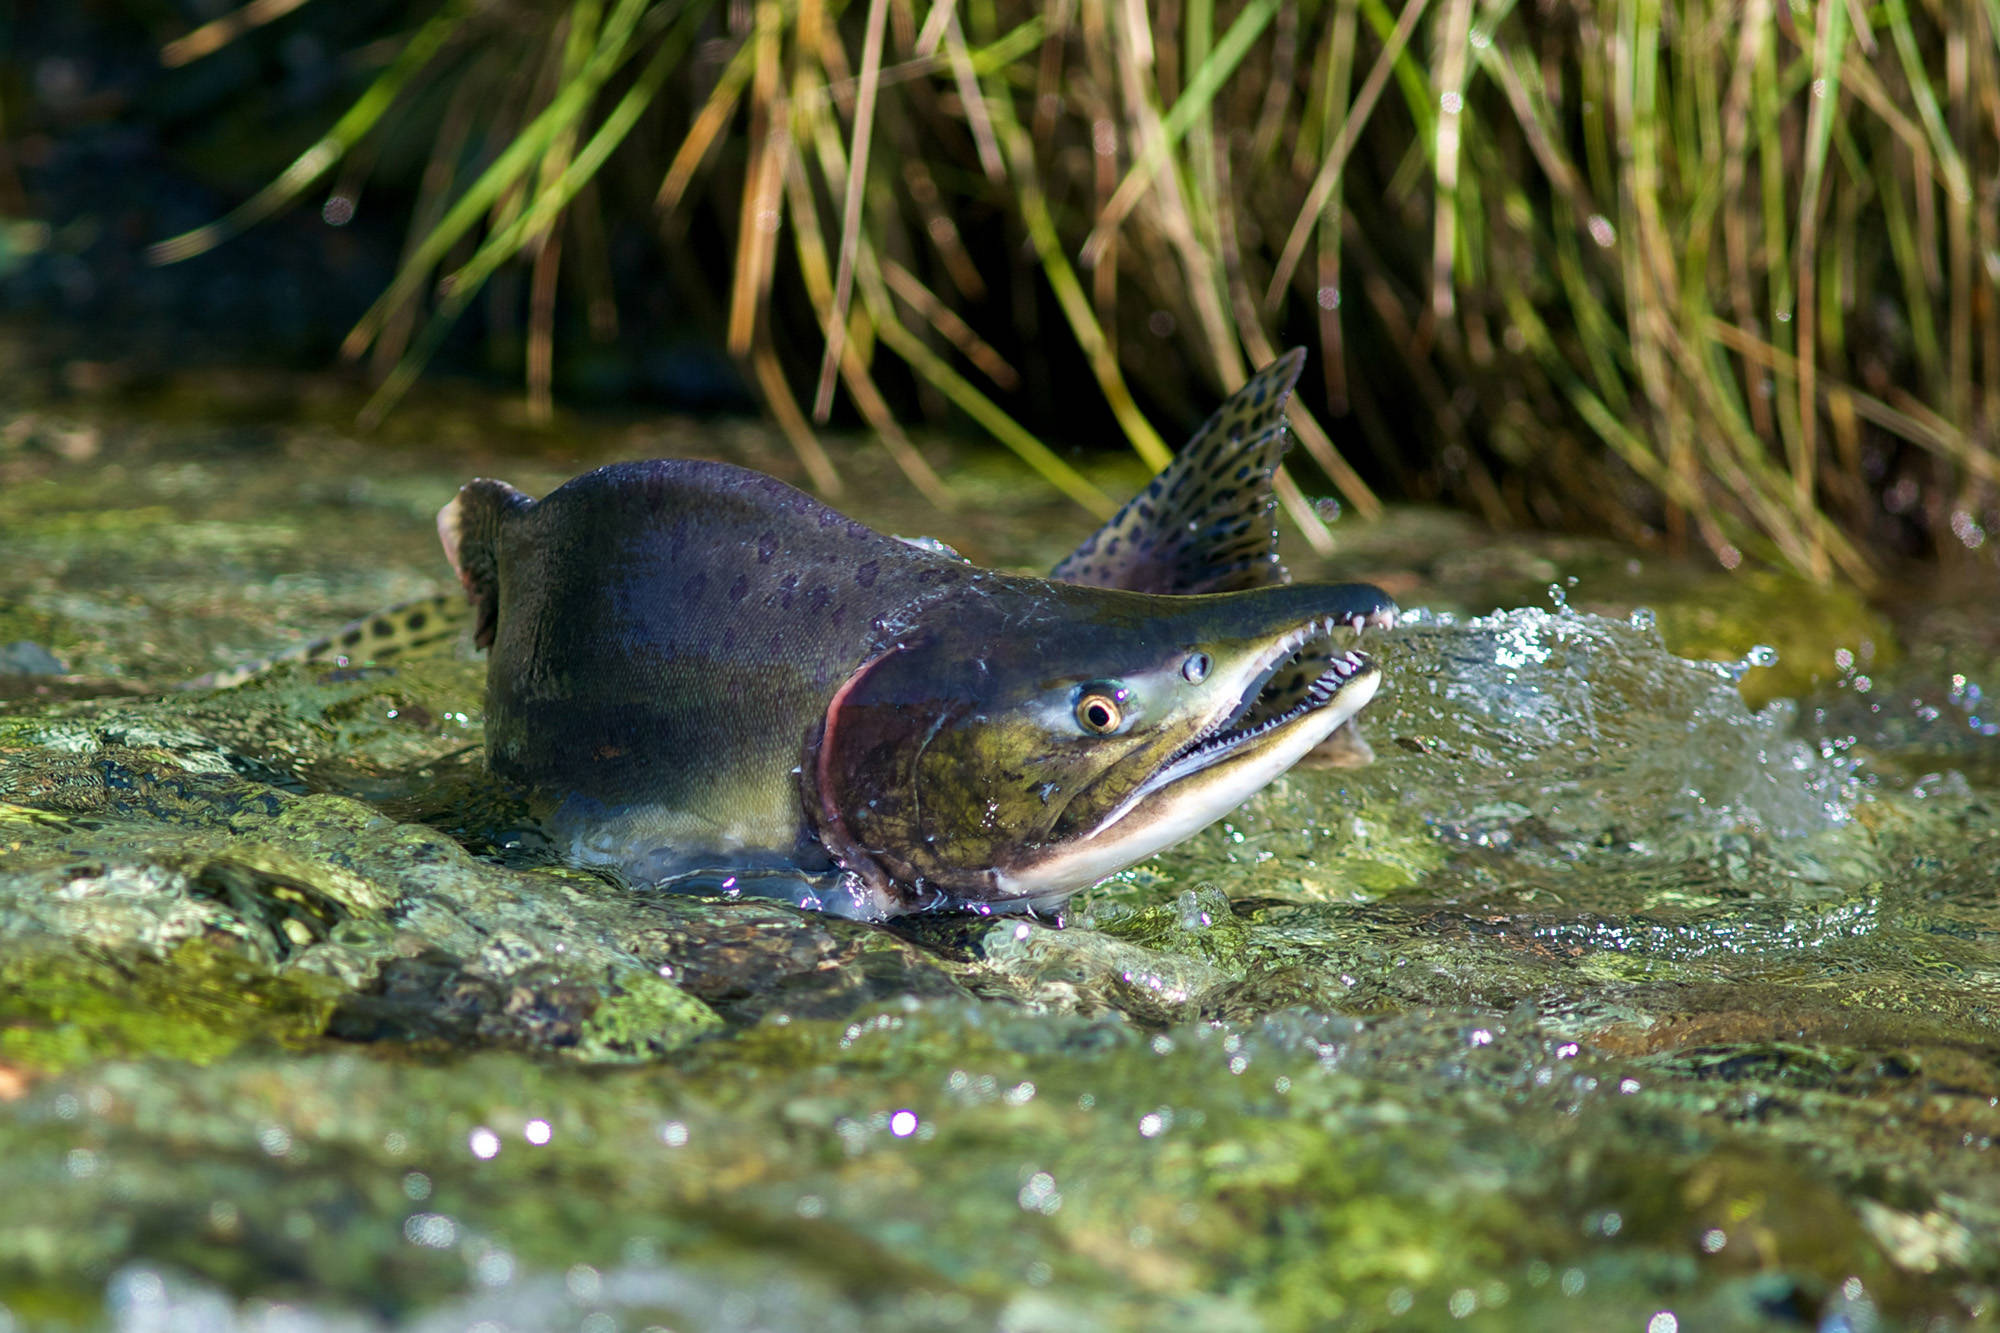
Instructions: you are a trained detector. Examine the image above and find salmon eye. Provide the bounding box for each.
[1075,692,1123,734]
[1182,652,1212,683]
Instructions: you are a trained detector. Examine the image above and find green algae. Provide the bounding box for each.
[1647,570,1900,709]
[0,942,340,1073]
[572,969,725,1060]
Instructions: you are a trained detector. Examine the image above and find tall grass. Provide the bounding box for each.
[151,0,2000,579]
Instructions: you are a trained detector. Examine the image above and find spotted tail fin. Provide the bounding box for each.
[185,593,470,689]
[438,478,533,649]
[1052,348,1307,594]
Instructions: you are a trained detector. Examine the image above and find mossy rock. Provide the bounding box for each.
[573,969,725,1061]
[0,941,341,1074]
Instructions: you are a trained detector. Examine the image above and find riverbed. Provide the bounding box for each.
[2,362,1997,1331]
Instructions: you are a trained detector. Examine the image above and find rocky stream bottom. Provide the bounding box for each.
[2,390,1998,1331]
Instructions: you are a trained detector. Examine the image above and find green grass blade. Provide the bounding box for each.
[1266,0,1432,310]
[360,4,699,424]
[1882,0,1973,200]
[341,0,662,360]
[1791,0,1847,557]
[871,313,1114,517]
[147,4,469,264]
[1080,0,1281,264]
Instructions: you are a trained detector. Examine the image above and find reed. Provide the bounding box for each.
[151,0,2000,578]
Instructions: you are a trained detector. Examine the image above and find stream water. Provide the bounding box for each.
[2,363,1997,1331]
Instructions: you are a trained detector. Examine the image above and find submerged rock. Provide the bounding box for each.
[0,641,66,675]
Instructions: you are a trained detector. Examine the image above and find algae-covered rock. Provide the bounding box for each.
[3,401,2000,1330]
[573,968,725,1059]
[0,942,341,1073]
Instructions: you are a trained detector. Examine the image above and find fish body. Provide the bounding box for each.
[442,351,1394,918]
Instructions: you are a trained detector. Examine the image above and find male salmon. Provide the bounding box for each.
[441,351,1394,918]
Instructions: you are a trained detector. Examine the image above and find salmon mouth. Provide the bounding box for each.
[1141,614,1381,796]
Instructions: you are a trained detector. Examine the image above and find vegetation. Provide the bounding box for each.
[151,0,2000,580]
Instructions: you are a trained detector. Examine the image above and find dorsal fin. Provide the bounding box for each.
[1051,348,1307,594]
[438,478,534,649]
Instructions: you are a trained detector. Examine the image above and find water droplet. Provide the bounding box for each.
[403,1213,456,1248]
[565,1264,602,1302]
[474,1248,515,1286]
[1017,1171,1062,1214]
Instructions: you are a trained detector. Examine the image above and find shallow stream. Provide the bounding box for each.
[2,368,1998,1331]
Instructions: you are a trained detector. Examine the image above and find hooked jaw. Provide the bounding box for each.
[1137,631,1375,801]
[994,613,1385,898]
